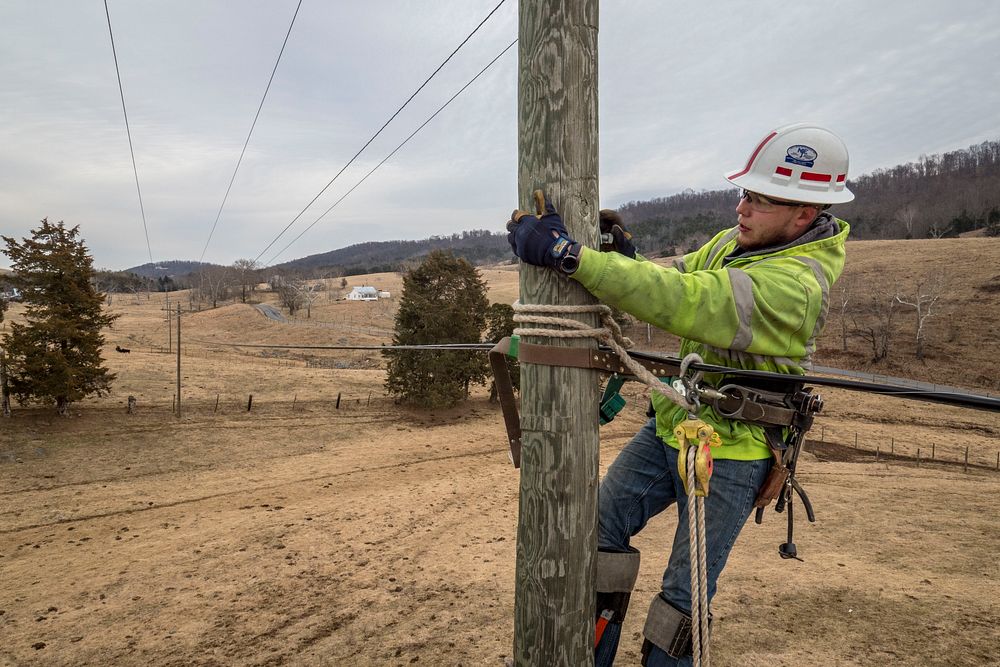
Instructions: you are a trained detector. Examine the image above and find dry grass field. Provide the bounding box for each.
[2,238,999,666]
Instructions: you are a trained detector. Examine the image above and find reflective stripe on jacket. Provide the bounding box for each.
[572,218,850,460]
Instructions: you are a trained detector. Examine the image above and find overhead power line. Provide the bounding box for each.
[198,0,303,264]
[103,0,153,264]
[252,0,510,264]
[263,38,518,266]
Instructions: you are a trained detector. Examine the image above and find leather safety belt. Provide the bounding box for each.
[489,336,802,468]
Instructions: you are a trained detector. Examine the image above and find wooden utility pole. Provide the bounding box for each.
[166,293,172,353]
[175,303,181,417]
[514,1,600,664]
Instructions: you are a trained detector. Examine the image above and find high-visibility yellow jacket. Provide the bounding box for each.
[572,215,850,460]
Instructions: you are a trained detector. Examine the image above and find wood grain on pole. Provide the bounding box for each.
[515,1,600,664]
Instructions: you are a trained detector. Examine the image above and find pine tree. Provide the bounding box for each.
[1,219,118,415]
[384,250,489,408]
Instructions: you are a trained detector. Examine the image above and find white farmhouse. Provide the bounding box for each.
[346,286,379,301]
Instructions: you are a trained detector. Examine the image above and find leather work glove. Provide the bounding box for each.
[599,209,636,258]
[507,190,581,272]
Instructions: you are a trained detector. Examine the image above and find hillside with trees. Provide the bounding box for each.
[92,139,1000,284]
[274,229,509,277]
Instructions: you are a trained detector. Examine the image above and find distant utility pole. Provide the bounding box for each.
[166,293,172,353]
[175,303,181,418]
[514,1,600,665]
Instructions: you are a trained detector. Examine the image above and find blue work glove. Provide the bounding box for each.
[599,209,636,258]
[506,190,579,270]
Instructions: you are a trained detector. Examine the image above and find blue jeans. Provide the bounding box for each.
[597,418,771,666]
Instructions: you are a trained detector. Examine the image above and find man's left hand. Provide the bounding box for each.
[506,190,578,269]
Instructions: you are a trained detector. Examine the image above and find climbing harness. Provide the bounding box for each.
[488,305,827,565]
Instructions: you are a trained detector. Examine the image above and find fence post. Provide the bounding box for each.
[875,445,880,462]
[854,433,858,449]
[931,443,935,460]
[367,391,372,407]
[964,446,969,473]
[292,394,297,411]
[917,448,921,467]
[247,394,253,412]
[214,394,220,413]
[890,438,894,454]
[336,392,341,409]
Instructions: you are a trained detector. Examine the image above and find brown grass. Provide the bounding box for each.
[1,239,999,665]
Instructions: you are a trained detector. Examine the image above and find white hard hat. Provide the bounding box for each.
[725,122,854,205]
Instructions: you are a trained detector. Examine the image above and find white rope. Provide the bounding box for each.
[686,445,703,667]
[511,302,694,412]
[697,489,710,666]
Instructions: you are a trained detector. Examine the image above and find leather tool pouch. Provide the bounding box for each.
[754,432,789,509]
[754,460,789,508]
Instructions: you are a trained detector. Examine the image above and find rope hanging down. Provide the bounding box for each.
[511,302,694,412]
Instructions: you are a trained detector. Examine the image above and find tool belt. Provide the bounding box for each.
[489,336,814,470]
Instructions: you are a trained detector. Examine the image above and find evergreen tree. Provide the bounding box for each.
[1,219,118,415]
[384,250,489,408]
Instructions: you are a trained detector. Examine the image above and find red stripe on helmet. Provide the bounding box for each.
[728,131,778,179]
[775,166,793,177]
[801,172,832,182]
[836,174,846,182]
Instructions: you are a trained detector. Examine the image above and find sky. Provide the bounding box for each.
[1,1,998,271]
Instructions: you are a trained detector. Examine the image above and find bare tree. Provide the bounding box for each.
[834,282,851,352]
[300,281,324,318]
[850,284,899,363]
[894,204,919,238]
[927,221,953,239]
[277,280,304,315]
[198,266,232,309]
[232,259,258,304]
[895,276,944,359]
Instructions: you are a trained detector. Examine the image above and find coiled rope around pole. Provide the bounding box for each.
[511,302,694,412]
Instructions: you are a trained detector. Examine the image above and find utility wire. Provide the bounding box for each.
[189,340,492,351]
[263,38,518,266]
[104,0,153,264]
[198,0,303,263]
[252,0,510,264]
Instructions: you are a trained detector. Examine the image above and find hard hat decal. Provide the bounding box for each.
[773,166,793,182]
[785,145,818,167]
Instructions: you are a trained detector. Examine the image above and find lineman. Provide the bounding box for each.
[507,123,853,666]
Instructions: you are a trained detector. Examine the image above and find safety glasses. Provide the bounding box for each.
[739,189,804,212]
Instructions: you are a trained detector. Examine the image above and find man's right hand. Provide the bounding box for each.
[599,209,636,258]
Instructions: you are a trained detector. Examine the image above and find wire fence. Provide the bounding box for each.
[807,423,1000,472]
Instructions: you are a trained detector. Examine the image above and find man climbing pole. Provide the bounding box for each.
[507,123,854,666]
